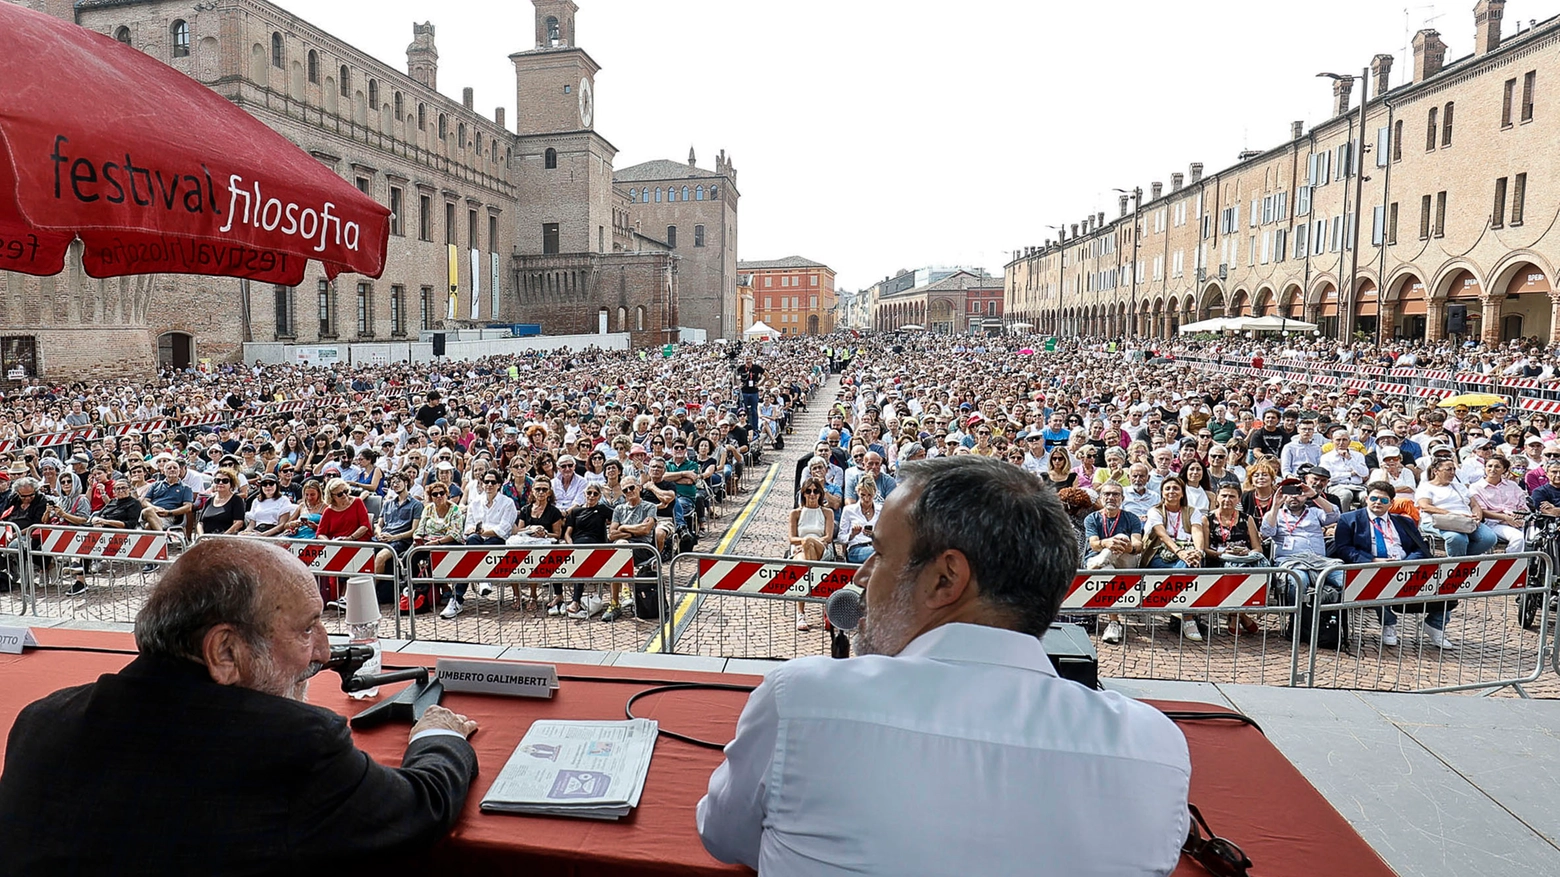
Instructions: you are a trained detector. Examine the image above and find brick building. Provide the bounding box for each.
[1,0,736,379]
[1005,1,1560,346]
[875,270,1002,334]
[739,256,836,335]
[614,149,741,340]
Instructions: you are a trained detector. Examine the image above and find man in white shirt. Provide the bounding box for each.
[697,457,1191,877]
[442,473,518,618]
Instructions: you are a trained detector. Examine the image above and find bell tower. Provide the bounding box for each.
[534,0,577,48]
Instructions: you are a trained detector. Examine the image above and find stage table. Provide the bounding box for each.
[0,628,1395,876]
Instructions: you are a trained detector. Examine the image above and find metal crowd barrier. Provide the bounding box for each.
[402,542,663,651]
[194,534,406,640]
[0,523,24,615]
[1061,565,1310,687]
[664,552,860,659]
[1304,552,1553,696]
[22,524,175,624]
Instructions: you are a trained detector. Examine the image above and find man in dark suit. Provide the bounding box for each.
[0,539,480,875]
[1329,479,1440,648]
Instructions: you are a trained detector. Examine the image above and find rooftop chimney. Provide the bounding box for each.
[1413,29,1447,82]
[1071,223,1079,238]
[1189,162,1204,183]
[1097,211,1106,227]
[1476,1,1505,55]
[1370,54,1394,98]
[407,22,438,89]
[1291,120,1305,140]
[1152,181,1164,199]
[1171,173,1184,192]
[462,87,474,110]
[1119,195,1131,217]
[1332,75,1356,118]
[495,107,505,129]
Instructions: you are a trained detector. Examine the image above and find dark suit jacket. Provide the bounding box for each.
[1329,509,1432,565]
[0,654,478,876]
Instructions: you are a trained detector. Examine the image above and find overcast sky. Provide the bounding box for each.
[290,0,1560,291]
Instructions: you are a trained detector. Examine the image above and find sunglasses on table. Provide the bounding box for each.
[1182,804,1252,876]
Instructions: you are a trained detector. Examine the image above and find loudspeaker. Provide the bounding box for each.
[431,332,446,356]
[1447,304,1468,335]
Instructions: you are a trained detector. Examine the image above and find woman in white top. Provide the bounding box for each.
[789,477,837,632]
[1368,446,1417,492]
[1416,457,1500,557]
[837,479,881,566]
[244,475,295,533]
[1145,475,1209,642]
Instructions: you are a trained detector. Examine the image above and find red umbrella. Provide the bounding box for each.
[0,4,388,285]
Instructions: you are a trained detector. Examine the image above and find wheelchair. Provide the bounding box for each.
[1519,514,1560,631]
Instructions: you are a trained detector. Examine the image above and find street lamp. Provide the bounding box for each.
[1317,69,1370,343]
[1113,186,1142,339]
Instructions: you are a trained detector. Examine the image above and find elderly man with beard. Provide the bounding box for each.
[0,539,479,874]
[697,457,1190,876]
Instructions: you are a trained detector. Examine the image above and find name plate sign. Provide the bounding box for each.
[434,658,559,698]
[0,627,39,654]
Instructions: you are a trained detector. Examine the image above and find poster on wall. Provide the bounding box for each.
[294,347,341,366]
[470,248,481,320]
[491,253,500,319]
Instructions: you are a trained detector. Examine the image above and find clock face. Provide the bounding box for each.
[578,77,593,128]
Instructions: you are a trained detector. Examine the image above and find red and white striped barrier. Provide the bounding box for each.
[1419,370,1454,382]
[112,419,172,436]
[284,541,377,575]
[33,527,168,561]
[1380,383,1412,396]
[1503,377,1544,391]
[0,440,14,454]
[180,413,228,427]
[1456,372,1493,385]
[694,557,858,599]
[1341,557,1528,602]
[1060,571,1269,611]
[1518,397,1560,414]
[32,429,97,447]
[426,546,641,581]
[1416,386,1454,400]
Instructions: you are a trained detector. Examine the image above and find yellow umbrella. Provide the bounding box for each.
[1437,393,1507,409]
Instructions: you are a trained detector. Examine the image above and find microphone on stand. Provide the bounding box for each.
[825,588,864,659]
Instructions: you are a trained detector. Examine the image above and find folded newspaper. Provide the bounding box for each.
[480,719,659,820]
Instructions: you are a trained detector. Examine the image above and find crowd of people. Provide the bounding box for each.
[4,328,1560,649]
[0,344,826,623]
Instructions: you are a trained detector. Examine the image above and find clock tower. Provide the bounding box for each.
[511,0,599,135]
[510,0,618,258]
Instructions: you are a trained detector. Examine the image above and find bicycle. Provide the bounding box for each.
[1518,514,1560,631]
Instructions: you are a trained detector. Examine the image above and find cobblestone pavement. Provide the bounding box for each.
[669,376,843,659]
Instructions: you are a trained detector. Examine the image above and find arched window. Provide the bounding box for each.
[393,91,402,118]
[654,187,662,203]
[367,79,378,108]
[505,147,512,165]
[114,26,131,45]
[641,187,648,202]
[170,20,189,58]
[695,185,704,201]
[666,187,675,202]
[438,114,448,141]
[1441,101,1454,147]
[270,32,284,68]
[307,49,318,84]
[1426,106,1438,151]
[457,123,467,148]
[417,103,426,130]
[544,147,557,169]
[682,186,690,201]
[666,225,677,248]
[617,307,628,332]
[475,131,483,155]
[635,306,645,332]
[339,65,350,98]
[710,185,719,200]
[546,16,561,46]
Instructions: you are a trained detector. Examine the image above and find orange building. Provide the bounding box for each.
[738,256,836,335]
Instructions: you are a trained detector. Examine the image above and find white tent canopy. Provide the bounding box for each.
[743,320,778,339]
[1177,317,1242,334]
[899,324,925,331]
[1240,314,1318,333]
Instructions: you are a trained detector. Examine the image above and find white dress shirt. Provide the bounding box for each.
[696,623,1191,877]
[463,490,517,539]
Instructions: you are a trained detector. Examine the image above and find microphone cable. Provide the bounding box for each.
[622,681,757,750]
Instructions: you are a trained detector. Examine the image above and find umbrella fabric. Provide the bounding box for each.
[1437,393,1507,408]
[0,4,388,283]
[1018,348,1035,355]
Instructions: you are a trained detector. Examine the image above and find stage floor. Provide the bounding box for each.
[1107,678,1560,877]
